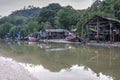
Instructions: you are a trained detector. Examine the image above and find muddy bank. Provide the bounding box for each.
[40,39,120,47]
[0,57,37,80]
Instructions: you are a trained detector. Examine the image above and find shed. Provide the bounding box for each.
[84,15,120,42]
[40,29,69,39]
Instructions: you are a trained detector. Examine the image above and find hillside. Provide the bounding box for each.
[10,6,40,17]
[0,6,40,25]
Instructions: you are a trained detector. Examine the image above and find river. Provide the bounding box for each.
[0,41,120,80]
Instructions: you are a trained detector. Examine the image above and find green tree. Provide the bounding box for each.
[37,3,62,28]
[113,2,120,19]
[0,22,13,37]
[99,0,120,19]
[57,6,78,30]
[90,0,102,11]
[10,26,22,37]
[0,17,10,24]
[24,21,39,35]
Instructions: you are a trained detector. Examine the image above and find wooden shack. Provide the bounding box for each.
[39,29,69,39]
[84,15,120,42]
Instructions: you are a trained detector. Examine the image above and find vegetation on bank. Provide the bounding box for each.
[0,0,120,38]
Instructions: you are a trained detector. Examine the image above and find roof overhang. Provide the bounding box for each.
[84,15,120,27]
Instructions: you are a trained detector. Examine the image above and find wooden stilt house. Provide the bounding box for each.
[84,15,120,42]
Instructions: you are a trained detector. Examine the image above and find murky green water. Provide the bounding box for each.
[0,41,120,80]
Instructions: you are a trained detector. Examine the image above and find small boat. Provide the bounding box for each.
[66,34,78,42]
[28,37,37,42]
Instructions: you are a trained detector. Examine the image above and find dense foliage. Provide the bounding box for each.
[0,0,119,38]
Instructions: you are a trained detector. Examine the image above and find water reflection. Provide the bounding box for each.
[45,44,75,52]
[0,41,120,80]
[28,42,37,46]
[37,43,75,51]
[20,63,113,80]
[38,43,52,49]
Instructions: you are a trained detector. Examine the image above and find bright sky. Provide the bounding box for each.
[0,0,93,17]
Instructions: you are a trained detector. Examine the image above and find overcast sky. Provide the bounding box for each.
[0,0,93,17]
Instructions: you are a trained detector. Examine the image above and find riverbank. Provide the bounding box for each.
[39,39,81,44]
[39,39,120,47]
[0,57,37,80]
[2,38,120,47]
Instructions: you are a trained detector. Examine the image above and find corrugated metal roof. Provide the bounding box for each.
[84,15,120,26]
[106,18,120,23]
[45,29,67,32]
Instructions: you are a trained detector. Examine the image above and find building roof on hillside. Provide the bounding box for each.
[45,29,68,32]
[71,29,77,32]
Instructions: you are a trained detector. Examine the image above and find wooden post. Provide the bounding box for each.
[109,22,112,42]
[118,29,120,41]
[113,32,114,42]
[118,31,120,42]
[97,18,99,36]
[81,25,84,38]
[87,25,89,38]
[96,18,99,43]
